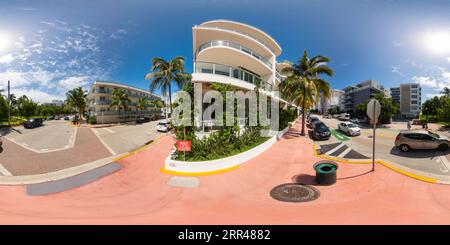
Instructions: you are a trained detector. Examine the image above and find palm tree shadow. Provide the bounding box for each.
[292,170,373,185]
[337,170,372,180]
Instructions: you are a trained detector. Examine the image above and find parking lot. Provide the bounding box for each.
[311,116,450,178]
[91,120,164,155]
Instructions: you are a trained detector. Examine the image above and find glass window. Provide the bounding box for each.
[215,64,230,76]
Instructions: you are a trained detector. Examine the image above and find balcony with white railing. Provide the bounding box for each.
[193,61,273,91]
[198,40,272,69]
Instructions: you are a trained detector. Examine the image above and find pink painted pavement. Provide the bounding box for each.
[1,121,450,224]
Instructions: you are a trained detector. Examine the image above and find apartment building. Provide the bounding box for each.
[391,83,421,118]
[87,81,162,123]
[319,89,345,113]
[343,80,389,113]
[192,19,289,127]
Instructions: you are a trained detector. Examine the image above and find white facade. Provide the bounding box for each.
[192,20,287,103]
[319,89,345,113]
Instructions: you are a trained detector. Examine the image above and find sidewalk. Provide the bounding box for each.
[1,120,450,224]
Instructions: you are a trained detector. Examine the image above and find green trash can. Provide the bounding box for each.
[313,160,338,185]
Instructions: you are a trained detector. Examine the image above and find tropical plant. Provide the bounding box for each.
[144,56,191,115]
[136,97,149,116]
[66,87,87,120]
[109,89,131,123]
[372,93,399,124]
[17,96,38,119]
[279,50,333,135]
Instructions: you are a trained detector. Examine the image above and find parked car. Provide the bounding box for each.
[311,121,331,140]
[338,113,350,121]
[156,120,171,132]
[64,116,70,120]
[47,115,55,120]
[395,130,449,152]
[338,122,361,136]
[323,114,332,119]
[307,115,320,128]
[350,117,367,124]
[332,114,340,118]
[136,116,150,124]
[23,118,43,129]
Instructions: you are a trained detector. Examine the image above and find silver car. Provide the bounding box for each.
[395,130,449,152]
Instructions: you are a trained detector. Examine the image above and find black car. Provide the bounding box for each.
[311,122,331,140]
[136,116,150,124]
[23,118,43,129]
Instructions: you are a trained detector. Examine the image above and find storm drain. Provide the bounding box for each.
[270,183,320,202]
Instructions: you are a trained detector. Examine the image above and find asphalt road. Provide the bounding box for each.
[91,121,163,155]
[313,116,450,177]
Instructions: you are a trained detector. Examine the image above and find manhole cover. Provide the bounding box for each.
[270,183,320,202]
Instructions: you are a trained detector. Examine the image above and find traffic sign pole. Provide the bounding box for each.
[367,99,381,172]
[372,102,376,172]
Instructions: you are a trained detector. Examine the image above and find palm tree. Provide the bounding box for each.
[144,56,191,115]
[136,97,149,116]
[150,99,164,109]
[441,87,450,97]
[280,50,333,135]
[66,87,87,120]
[109,89,131,123]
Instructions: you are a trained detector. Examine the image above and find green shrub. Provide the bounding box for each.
[87,116,97,124]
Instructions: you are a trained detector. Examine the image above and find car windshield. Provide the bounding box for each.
[428,131,440,138]
[316,123,328,131]
[158,122,168,126]
[347,123,358,128]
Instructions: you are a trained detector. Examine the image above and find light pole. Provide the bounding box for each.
[7,80,11,126]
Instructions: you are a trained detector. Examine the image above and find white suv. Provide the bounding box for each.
[338,122,361,136]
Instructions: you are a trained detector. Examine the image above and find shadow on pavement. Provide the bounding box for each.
[390,146,450,159]
[0,126,22,136]
[292,174,317,185]
[0,147,3,154]
[337,170,373,180]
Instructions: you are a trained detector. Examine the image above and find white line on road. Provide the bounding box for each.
[91,128,117,156]
[436,152,450,173]
[337,147,352,158]
[0,163,13,176]
[325,143,344,156]
[102,128,115,134]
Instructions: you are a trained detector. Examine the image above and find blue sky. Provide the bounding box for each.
[1,0,450,103]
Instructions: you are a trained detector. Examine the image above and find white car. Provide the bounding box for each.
[338,122,361,136]
[156,120,171,132]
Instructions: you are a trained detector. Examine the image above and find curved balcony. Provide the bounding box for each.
[196,25,279,55]
[193,61,273,91]
[198,40,272,69]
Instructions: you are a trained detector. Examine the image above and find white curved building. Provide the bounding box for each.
[192,19,287,101]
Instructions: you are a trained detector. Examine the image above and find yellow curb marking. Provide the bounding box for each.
[112,134,165,162]
[312,144,438,184]
[161,165,240,176]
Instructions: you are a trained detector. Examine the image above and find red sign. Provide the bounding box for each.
[177,140,191,152]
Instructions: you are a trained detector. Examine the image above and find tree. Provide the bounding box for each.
[355,103,366,117]
[279,50,333,135]
[17,96,38,119]
[109,89,131,123]
[66,87,87,120]
[144,57,191,115]
[136,97,149,116]
[441,87,450,97]
[373,93,399,124]
[0,96,8,121]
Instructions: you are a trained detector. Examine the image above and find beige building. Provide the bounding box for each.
[391,83,421,118]
[87,81,162,123]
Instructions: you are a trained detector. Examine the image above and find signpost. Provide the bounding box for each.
[367,99,381,172]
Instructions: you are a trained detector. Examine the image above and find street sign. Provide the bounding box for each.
[177,140,191,152]
[367,99,381,124]
[366,99,380,172]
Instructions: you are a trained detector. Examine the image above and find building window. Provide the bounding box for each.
[411,100,418,104]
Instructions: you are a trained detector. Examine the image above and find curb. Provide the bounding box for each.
[311,144,446,184]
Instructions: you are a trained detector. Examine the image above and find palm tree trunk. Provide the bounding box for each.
[301,86,307,136]
[168,83,173,116]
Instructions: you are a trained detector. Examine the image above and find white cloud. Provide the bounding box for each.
[446,57,450,63]
[0,54,14,64]
[58,76,89,90]
[13,88,65,103]
[110,29,127,39]
[425,93,444,99]
[391,66,404,77]
[412,76,437,88]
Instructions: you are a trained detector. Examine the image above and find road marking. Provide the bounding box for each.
[91,128,117,156]
[325,143,344,155]
[436,152,450,173]
[102,128,115,133]
[337,147,352,158]
[0,163,13,176]
[331,129,350,141]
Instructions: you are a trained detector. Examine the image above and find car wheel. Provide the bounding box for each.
[400,144,410,152]
[438,144,448,151]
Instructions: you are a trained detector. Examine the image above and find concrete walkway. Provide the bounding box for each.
[1,121,450,224]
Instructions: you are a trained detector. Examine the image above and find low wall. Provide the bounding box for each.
[163,125,291,175]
